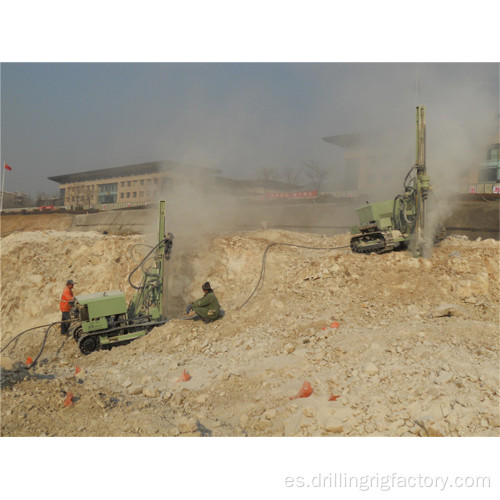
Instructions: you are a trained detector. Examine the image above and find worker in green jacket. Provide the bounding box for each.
[186,282,221,323]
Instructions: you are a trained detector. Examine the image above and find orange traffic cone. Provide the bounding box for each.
[177,369,191,382]
[64,391,74,407]
[290,381,313,400]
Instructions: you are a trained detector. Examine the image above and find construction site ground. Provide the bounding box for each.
[0,215,499,437]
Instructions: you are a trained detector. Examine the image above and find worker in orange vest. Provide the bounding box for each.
[60,279,75,335]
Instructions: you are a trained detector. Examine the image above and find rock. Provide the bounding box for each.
[177,416,198,434]
[364,363,378,376]
[239,414,249,427]
[162,391,173,401]
[303,407,316,418]
[434,372,454,384]
[122,379,133,388]
[143,387,159,398]
[0,356,15,370]
[324,417,343,433]
[128,385,143,395]
[431,303,466,318]
[284,343,295,354]
[195,394,208,404]
[263,409,277,420]
[488,415,500,427]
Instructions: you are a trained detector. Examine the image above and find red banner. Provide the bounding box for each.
[265,190,318,199]
[5,163,12,171]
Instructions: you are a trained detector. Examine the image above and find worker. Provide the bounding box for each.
[186,281,221,323]
[60,279,75,335]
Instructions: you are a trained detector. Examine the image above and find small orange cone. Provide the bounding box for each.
[64,391,74,407]
[74,366,81,375]
[177,369,191,382]
[290,381,313,400]
[26,357,33,365]
[329,394,340,401]
[331,322,339,328]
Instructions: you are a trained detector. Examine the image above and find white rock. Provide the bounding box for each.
[263,409,277,420]
[325,417,343,433]
[178,417,198,434]
[303,407,316,418]
[128,385,143,395]
[434,372,454,384]
[143,387,159,398]
[364,363,378,376]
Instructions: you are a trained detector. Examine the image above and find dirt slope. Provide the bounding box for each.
[1,229,498,437]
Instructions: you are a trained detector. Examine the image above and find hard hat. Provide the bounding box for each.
[67,279,76,285]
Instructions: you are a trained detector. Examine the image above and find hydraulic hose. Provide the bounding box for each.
[1,320,69,370]
[238,241,350,309]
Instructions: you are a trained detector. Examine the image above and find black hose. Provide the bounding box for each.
[1,319,70,370]
[238,241,350,309]
[128,238,166,290]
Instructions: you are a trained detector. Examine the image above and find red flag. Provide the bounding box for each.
[4,164,12,171]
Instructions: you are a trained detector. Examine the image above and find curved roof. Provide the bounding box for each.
[48,160,221,184]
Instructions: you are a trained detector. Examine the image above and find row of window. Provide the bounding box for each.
[120,178,159,187]
[119,191,155,199]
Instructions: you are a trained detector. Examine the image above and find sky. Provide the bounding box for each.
[1,63,499,198]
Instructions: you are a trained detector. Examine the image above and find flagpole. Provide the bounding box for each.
[0,162,5,213]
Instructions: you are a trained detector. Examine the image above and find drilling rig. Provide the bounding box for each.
[350,105,445,257]
[69,201,173,354]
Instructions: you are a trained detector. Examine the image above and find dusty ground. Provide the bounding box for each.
[1,225,499,437]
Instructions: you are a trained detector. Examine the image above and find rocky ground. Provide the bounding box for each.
[1,227,499,437]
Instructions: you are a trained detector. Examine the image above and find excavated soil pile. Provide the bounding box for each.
[1,229,499,437]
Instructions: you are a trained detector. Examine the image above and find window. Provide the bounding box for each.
[140,191,144,197]
[120,193,124,198]
[133,192,137,198]
[97,183,118,204]
[127,181,131,187]
[147,179,151,185]
[121,181,125,187]
[140,180,144,186]
[126,192,130,198]
[133,180,138,186]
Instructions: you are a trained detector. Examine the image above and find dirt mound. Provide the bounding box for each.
[1,229,498,436]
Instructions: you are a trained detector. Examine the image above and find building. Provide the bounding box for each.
[48,160,222,209]
[1,191,31,209]
[48,160,309,209]
[323,130,500,197]
[322,129,410,199]
[462,141,500,194]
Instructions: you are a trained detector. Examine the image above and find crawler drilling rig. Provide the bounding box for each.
[350,105,445,257]
[70,201,173,354]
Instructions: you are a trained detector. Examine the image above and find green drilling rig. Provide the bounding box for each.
[69,201,174,354]
[350,105,445,257]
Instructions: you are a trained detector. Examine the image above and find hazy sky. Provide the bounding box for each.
[1,63,498,197]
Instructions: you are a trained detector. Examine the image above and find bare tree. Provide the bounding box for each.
[257,166,281,181]
[281,165,303,186]
[302,161,329,192]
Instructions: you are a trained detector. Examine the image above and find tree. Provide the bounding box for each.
[302,161,329,192]
[257,166,281,181]
[281,165,303,186]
